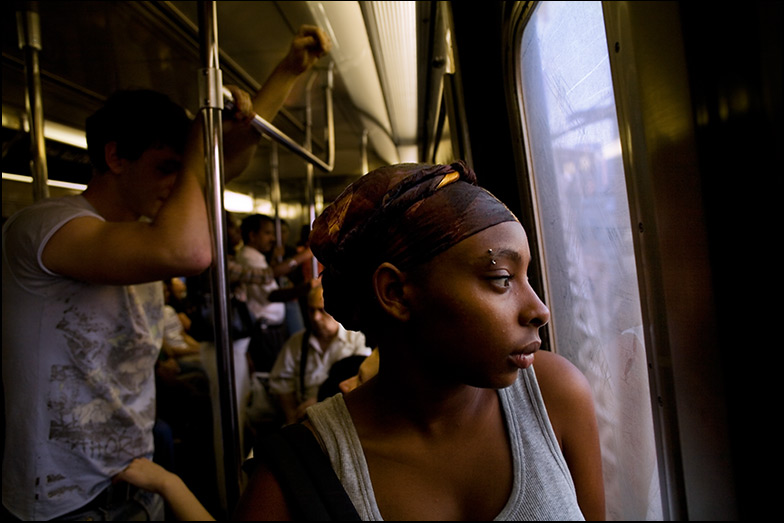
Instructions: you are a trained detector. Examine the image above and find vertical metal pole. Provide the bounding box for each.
[197,0,240,512]
[16,1,49,201]
[271,142,283,261]
[304,71,319,279]
[324,62,335,172]
[361,128,369,174]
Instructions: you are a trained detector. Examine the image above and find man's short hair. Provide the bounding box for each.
[86,89,190,173]
[240,214,274,244]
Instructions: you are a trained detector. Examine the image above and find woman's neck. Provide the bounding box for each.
[349,355,498,438]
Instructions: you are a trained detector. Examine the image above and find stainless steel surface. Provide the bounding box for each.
[16,5,49,201]
[197,1,241,511]
[221,70,335,173]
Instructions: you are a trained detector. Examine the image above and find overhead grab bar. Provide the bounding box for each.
[142,1,335,172]
[221,62,335,173]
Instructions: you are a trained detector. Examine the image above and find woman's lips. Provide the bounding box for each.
[509,352,535,369]
[509,341,540,369]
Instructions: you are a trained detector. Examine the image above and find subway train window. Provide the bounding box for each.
[515,2,661,520]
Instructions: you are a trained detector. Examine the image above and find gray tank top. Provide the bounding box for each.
[306,367,585,520]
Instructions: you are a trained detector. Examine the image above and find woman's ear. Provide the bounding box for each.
[373,262,410,322]
[104,141,124,174]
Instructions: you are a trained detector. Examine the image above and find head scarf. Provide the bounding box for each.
[310,161,518,332]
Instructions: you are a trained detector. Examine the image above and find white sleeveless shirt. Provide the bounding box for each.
[2,195,162,520]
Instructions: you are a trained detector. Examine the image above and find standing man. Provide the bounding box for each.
[2,26,330,521]
[269,284,372,426]
[237,214,312,373]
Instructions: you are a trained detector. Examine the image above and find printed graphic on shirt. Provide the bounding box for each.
[45,283,163,499]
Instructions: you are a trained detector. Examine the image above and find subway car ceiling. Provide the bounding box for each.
[2,1,455,219]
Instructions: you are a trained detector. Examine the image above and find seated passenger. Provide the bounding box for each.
[235,161,605,521]
[333,347,380,397]
[315,347,380,401]
[269,283,372,426]
[316,354,366,401]
[162,278,202,364]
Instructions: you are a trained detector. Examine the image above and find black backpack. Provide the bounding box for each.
[252,422,361,521]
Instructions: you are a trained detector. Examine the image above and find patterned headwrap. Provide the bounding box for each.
[309,161,518,333]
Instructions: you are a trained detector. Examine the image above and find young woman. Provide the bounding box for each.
[235,161,605,521]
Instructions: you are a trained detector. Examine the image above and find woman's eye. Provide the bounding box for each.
[489,275,512,289]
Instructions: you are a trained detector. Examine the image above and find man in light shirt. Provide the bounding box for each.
[269,284,372,425]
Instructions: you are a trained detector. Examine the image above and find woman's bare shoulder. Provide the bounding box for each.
[533,350,592,400]
[532,351,605,520]
[532,351,595,439]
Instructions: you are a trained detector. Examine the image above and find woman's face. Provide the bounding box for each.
[403,221,550,389]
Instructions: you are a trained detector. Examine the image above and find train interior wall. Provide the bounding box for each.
[678,2,781,519]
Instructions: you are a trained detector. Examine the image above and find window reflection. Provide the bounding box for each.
[517,2,661,519]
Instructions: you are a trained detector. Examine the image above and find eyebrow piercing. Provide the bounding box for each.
[488,249,497,265]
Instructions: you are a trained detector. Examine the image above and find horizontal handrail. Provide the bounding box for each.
[140,2,336,172]
[221,65,335,173]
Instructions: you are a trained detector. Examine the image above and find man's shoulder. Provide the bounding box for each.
[338,327,368,345]
[5,195,96,232]
[237,245,268,266]
[285,329,310,350]
[3,195,98,268]
[331,328,371,357]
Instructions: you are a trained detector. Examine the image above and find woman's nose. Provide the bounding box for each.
[519,283,550,328]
